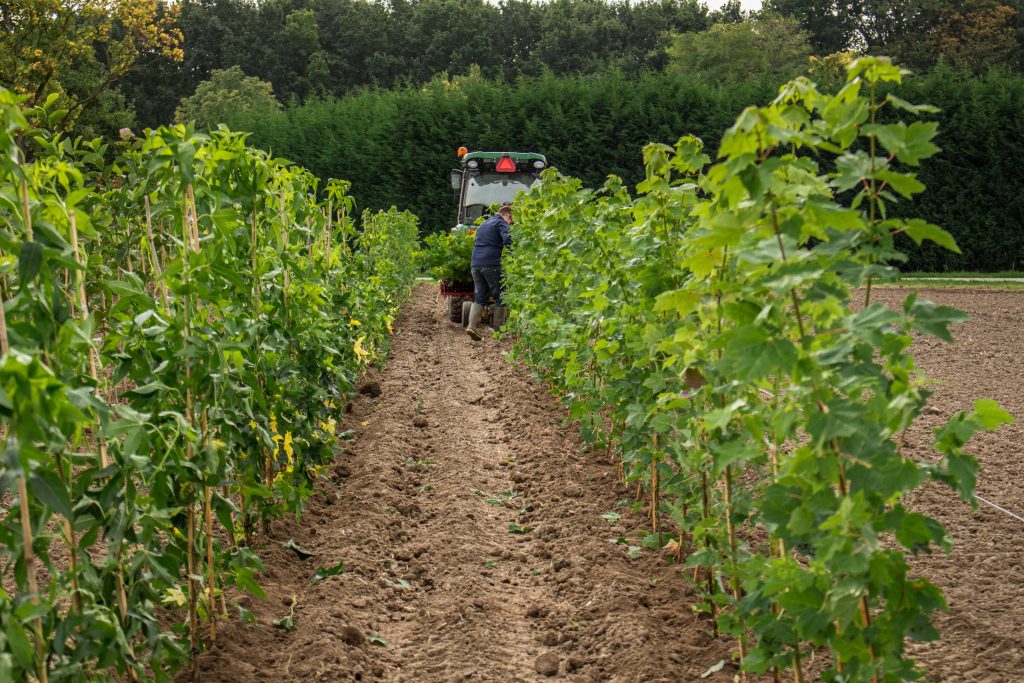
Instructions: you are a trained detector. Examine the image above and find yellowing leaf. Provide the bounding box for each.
[354,335,369,362]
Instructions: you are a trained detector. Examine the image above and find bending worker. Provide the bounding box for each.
[465,203,513,341]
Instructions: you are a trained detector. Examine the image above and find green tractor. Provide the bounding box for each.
[439,148,548,325]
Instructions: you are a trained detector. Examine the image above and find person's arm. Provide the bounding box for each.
[500,218,512,246]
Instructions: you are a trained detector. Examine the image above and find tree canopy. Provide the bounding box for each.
[0,0,181,130]
[175,66,282,128]
[667,15,813,84]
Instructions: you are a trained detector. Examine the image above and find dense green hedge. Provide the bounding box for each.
[232,67,1024,271]
[895,68,1024,271]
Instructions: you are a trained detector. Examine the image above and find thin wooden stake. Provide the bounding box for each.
[203,409,216,643]
[145,196,170,310]
[182,186,201,679]
[723,464,747,679]
[71,212,109,470]
[21,179,34,241]
[17,476,48,683]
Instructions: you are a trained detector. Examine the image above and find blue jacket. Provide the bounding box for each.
[470,214,512,268]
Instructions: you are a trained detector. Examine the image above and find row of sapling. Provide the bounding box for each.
[0,89,418,681]
[503,57,1013,682]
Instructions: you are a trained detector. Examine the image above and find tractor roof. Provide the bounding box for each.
[463,151,546,164]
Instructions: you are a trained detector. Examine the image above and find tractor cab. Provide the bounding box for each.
[450,149,547,228]
[440,148,547,327]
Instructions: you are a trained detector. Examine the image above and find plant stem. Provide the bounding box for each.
[650,434,660,531]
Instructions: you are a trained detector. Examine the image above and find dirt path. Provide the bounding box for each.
[197,283,733,682]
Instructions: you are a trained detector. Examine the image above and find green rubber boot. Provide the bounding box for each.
[465,303,483,341]
[491,305,508,330]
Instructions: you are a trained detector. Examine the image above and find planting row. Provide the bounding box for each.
[504,58,1013,682]
[0,89,418,680]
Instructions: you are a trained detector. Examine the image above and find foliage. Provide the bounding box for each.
[893,66,1024,271]
[666,15,813,85]
[503,58,1013,681]
[118,0,714,128]
[421,229,475,283]
[175,66,282,128]
[0,86,417,680]
[230,65,1024,272]
[230,70,777,236]
[766,0,1024,72]
[0,0,182,129]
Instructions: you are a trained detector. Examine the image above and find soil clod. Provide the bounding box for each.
[339,625,366,646]
[534,652,560,676]
[358,380,382,398]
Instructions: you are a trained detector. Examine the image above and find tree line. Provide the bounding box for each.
[7,0,1024,134]
[3,0,1023,270]
[229,67,1024,272]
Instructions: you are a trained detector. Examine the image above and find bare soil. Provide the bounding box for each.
[868,288,1024,683]
[195,283,734,682]
[196,285,1024,683]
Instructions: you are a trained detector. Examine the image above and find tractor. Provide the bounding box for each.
[438,148,547,326]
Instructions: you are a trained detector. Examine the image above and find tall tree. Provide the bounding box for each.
[175,65,282,127]
[667,15,812,84]
[0,0,182,129]
[762,0,861,53]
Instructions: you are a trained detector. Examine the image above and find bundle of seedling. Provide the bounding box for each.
[504,58,1013,682]
[421,228,474,287]
[0,89,418,681]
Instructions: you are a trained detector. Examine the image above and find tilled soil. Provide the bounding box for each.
[867,288,1024,683]
[197,285,1023,683]
[195,283,733,682]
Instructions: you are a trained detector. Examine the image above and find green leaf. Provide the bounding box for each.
[368,634,389,647]
[29,468,72,518]
[18,241,43,284]
[308,561,345,585]
[901,219,960,253]
[907,298,968,342]
[653,289,699,315]
[702,399,746,432]
[272,613,295,631]
[885,95,940,115]
[971,399,1014,430]
[863,121,940,166]
[124,382,170,397]
[5,621,34,670]
[722,328,798,381]
[281,539,314,560]
[875,170,925,198]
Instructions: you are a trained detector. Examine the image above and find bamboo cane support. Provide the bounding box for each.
[182,187,201,678]
[723,465,747,679]
[145,196,170,310]
[18,475,48,683]
[1,278,47,681]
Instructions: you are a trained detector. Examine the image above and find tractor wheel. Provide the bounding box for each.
[461,300,472,328]
[448,296,466,323]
